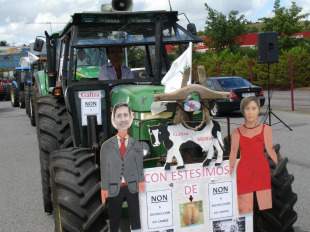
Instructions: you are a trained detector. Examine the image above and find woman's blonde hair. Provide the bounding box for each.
[240,96,260,115]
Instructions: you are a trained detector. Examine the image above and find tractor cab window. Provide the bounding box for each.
[72,47,108,81]
[19,69,31,83]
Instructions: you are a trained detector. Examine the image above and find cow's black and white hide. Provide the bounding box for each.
[149,120,224,170]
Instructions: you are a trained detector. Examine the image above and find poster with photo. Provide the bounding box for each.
[213,217,246,232]
[138,161,253,232]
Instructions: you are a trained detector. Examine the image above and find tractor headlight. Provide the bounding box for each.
[140,141,151,159]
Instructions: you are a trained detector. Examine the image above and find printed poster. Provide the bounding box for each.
[138,161,254,231]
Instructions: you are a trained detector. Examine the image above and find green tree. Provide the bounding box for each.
[125,46,145,68]
[0,41,8,46]
[204,3,248,53]
[259,0,309,51]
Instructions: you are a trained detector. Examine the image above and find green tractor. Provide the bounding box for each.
[26,57,47,126]
[33,2,297,232]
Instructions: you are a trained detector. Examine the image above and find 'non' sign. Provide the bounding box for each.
[151,194,168,203]
[213,186,229,195]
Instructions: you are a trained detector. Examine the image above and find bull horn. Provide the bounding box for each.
[154,84,231,102]
[181,67,191,88]
[198,65,207,87]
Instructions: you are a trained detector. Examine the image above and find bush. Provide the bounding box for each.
[195,53,310,88]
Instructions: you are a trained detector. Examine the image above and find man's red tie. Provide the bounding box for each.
[120,137,126,159]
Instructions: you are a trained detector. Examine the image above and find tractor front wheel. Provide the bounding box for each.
[29,86,36,126]
[35,92,72,213]
[25,85,30,115]
[50,147,108,232]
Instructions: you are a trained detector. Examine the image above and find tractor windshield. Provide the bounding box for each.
[76,23,197,46]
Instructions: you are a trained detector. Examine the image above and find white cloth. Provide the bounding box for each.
[161,42,192,93]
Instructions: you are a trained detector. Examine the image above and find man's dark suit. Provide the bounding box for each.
[100,135,144,231]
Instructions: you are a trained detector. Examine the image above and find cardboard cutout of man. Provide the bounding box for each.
[229,96,278,214]
[100,103,144,232]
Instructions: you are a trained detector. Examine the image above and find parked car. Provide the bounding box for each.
[206,76,265,116]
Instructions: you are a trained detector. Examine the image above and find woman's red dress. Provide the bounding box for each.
[237,125,271,195]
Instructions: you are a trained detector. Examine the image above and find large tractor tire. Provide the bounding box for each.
[19,91,25,108]
[29,86,36,126]
[222,137,297,232]
[35,91,72,213]
[4,86,10,101]
[49,147,108,232]
[254,144,297,232]
[25,85,30,116]
[10,85,19,107]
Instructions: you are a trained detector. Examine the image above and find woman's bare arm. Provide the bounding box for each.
[264,125,278,164]
[229,128,240,174]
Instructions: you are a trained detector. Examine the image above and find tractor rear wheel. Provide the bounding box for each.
[35,91,72,213]
[254,144,297,232]
[19,90,25,108]
[4,86,10,101]
[49,147,108,232]
[10,85,19,107]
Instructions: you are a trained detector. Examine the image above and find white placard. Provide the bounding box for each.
[208,181,233,220]
[79,90,104,126]
[146,189,173,230]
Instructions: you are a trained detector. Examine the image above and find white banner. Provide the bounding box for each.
[138,161,253,232]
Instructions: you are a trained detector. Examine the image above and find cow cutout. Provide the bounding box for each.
[149,120,224,170]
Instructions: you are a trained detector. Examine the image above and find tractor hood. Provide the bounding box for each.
[75,66,100,80]
[111,85,165,112]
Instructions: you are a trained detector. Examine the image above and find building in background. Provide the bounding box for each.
[0,46,30,70]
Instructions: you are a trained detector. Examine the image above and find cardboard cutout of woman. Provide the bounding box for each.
[229,96,278,214]
[100,103,144,232]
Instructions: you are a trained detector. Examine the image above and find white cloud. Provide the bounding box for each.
[0,0,309,46]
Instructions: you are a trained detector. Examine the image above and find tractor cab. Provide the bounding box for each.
[56,11,202,161]
[14,67,31,90]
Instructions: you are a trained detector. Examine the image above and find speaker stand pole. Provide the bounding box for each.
[267,63,271,126]
[262,63,292,131]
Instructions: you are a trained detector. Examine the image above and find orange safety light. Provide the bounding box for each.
[53,87,63,96]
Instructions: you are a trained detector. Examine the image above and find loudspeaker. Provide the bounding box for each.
[257,31,279,63]
[101,0,133,12]
[112,0,133,11]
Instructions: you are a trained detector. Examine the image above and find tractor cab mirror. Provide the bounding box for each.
[187,23,197,36]
[33,38,45,52]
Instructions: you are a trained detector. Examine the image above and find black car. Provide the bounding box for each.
[206,76,265,116]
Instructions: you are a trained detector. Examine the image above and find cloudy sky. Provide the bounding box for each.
[1,0,309,46]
